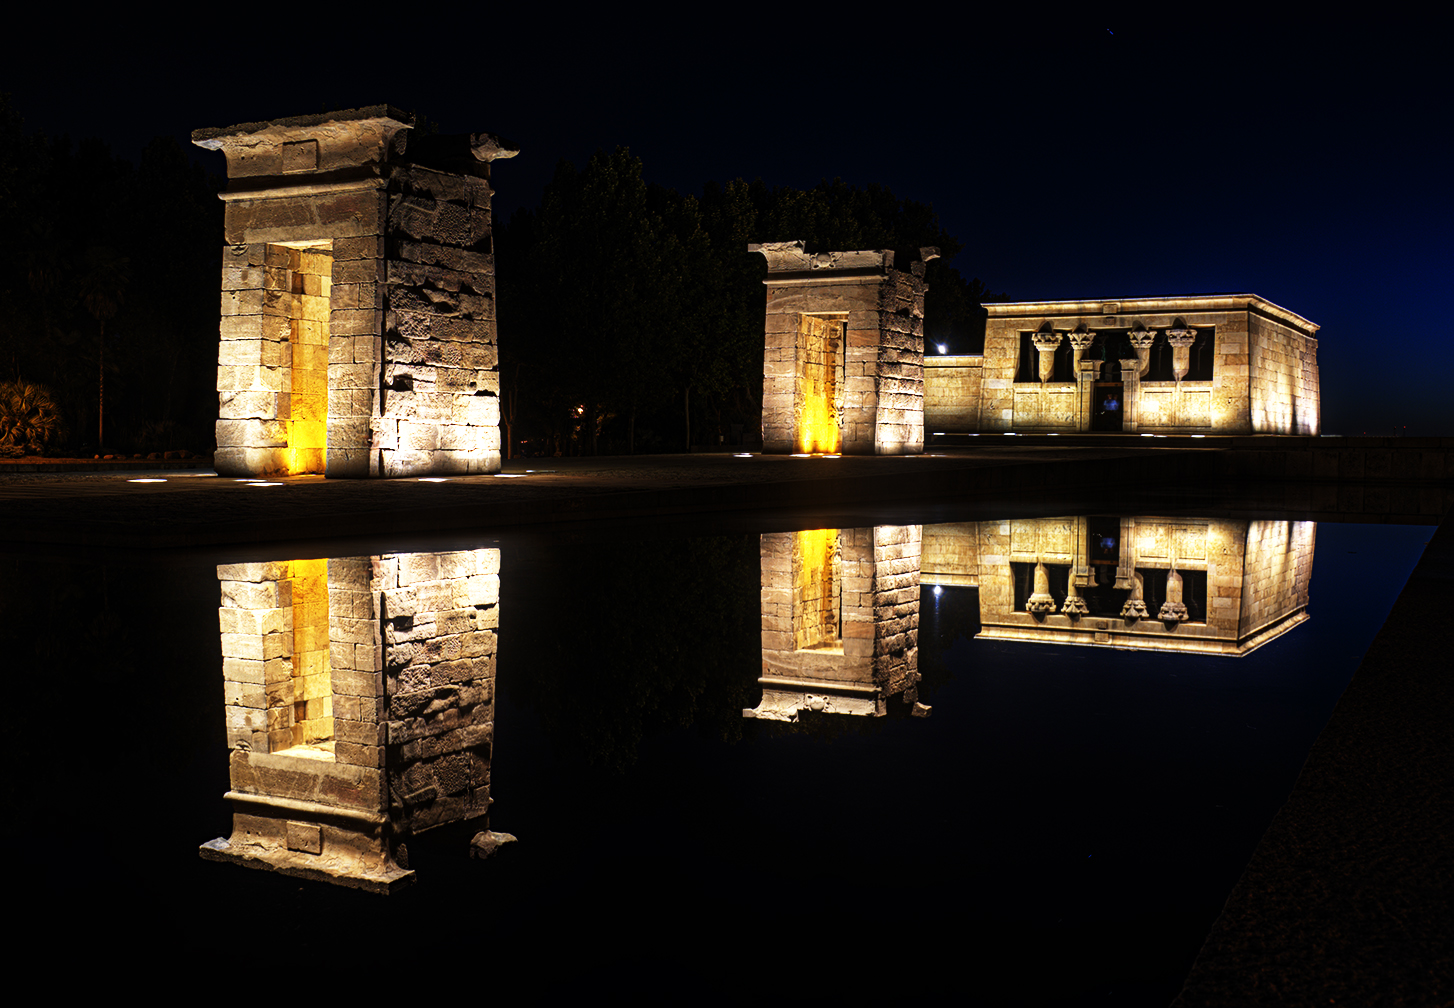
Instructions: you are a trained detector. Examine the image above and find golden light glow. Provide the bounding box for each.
[793,528,842,652]
[286,558,333,753]
[283,245,331,475]
[796,315,843,454]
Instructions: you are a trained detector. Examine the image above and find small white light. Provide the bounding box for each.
[1140,433,1154,438]
[1047,433,1059,436]
[247,482,282,487]
[128,478,167,483]
[418,477,449,482]
[933,585,943,597]
[936,344,947,354]
[492,473,526,478]
[733,453,753,457]
[791,453,812,457]
[1191,434,1206,438]
[932,432,946,436]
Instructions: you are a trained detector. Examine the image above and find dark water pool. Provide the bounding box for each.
[3,510,1429,1004]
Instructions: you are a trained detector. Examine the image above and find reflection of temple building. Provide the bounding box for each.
[922,517,1314,656]
[746,526,923,720]
[200,549,499,891]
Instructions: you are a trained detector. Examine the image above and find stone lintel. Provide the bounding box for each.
[985,294,1319,338]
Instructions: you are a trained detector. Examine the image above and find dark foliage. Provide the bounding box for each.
[0,94,222,456]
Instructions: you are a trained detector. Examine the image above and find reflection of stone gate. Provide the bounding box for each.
[193,107,516,477]
[752,242,935,455]
[201,548,499,892]
[747,526,923,720]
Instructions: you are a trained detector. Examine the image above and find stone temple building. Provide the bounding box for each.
[924,295,1320,436]
[193,107,515,477]
[201,548,500,891]
[752,242,938,455]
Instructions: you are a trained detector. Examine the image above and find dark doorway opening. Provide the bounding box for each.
[1092,383,1124,431]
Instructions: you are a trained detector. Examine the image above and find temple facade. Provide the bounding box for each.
[924,295,1319,436]
[194,106,515,477]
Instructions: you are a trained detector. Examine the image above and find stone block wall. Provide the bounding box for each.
[753,242,931,455]
[1249,315,1320,435]
[196,107,513,478]
[379,548,499,835]
[920,521,981,586]
[923,355,983,432]
[1238,520,1315,640]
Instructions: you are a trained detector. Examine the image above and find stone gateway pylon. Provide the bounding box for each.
[751,242,936,455]
[193,106,516,477]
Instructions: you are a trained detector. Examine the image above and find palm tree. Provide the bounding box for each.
[74,246,130,450]
[0,379,66,454]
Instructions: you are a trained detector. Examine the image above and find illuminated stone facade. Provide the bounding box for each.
[194,106,516,477]
[923,295,1319,435]
[746,525,923,719]
[752,242,937,454]
[201,548,500,891]
[921,516,1315,655]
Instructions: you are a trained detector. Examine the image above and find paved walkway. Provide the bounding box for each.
[0,447,1212,547]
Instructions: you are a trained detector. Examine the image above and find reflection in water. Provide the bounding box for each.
[923,517,1315,655]
[200,549,500,892]
[747,526,925,720]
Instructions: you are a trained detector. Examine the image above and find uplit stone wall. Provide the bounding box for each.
[195,106,514,477]
[752,242,933,455]
[1248,315,1320,435]
[953,295,1319,435]
[748,525,921,719]
[923,355,983,433]
[205,547,500,892]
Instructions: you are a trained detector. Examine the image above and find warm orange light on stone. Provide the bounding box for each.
[794,528,842,652]
[796,315,843,454]
[286,558,332,752]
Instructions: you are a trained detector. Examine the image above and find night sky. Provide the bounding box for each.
[5,19,1448,434]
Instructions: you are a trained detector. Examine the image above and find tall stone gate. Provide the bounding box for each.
[752,242,935,455]
[194,106,516,477]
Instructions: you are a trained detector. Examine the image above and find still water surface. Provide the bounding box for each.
[4,508,1430,1005]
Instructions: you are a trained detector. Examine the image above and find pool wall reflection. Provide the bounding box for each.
[922,517,1314,655]
[747,525,922,720]
[202,549,499,892]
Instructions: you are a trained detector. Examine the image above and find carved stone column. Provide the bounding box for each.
[1114,517,1136,589]
[1121,571,1149,619]
[1120,357,1143,430]
[1061,568,1088,616]
[1127,327,1157,376]
[1166,326,1197,381]
[1026,561,1056,614]
[1159,567,1188,622]
[1032,331,1063,383]
[1067,329,1096,370]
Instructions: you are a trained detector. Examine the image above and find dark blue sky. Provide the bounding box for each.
[5,19,1448,433]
